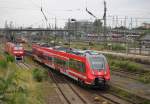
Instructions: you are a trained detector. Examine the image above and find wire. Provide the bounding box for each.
[41,8,48,22]
[40,0,50,28]
[0,6,39,11]
[30,0,41,8]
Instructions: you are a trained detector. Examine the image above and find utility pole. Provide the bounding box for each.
[124,16,127,28]
[130,18,133,30]
[103,0,107,46]
[68,18,71,49]
[54,17,57,47]
[124,16,127,54]
[136,18,138,27]
[112,16,115,28]
[116,16,118,28]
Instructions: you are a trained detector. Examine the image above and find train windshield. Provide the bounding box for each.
[14,46,23,50]
[89,56,105,70]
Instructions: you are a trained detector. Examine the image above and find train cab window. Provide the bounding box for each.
[14,47,23,50]
[89,56,105,70]
[69,59,85,73]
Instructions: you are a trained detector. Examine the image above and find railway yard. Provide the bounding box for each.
[0,0,150,103]
[0,42,150,104]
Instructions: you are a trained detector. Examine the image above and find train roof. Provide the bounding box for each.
[33,43,104,57]
[6,42,23,47]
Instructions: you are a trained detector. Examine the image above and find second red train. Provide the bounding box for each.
[5,42,24,61]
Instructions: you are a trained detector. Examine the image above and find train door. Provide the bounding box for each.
[51,56,55,69]
[65,59,69,75]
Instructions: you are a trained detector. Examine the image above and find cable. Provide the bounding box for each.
[0,6,39,10]
[40,0,50,28]
[30,0,41,8]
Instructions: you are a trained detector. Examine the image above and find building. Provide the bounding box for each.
[142,23,150,29]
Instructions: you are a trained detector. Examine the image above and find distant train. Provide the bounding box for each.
[5,42,24,61]
[32,43,110,87]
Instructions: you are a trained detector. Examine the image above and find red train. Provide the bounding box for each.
[5,42,24,61]
[32,44,110,86]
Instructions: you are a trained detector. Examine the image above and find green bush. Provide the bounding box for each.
[82,47,87,50]
[89,42,94,46]
[64,43,69,45]
[112,44,125,51]
[139,73,150,83]
[0,60,7,69]
[109,59,142,72]
[126,62,140,72]
[32,68,48,82]
[6,55,15,62]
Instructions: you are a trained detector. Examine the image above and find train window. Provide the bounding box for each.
[14,47,23,50]
[69,59,85,73]
[54,58,66,66]
[48,56,52,61]
[89,56,105,70]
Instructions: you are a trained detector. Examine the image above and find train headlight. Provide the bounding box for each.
[14,51,17,54]
[92,71,95,75]
[104,71,107,75]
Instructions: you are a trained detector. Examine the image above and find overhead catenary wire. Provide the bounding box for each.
[85,0,97,19]
[40,0,50,28]
[0,6,40,10]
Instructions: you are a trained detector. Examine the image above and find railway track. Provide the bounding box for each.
[48,68,136,104]
[48,70,89,104]
[16,62,30,70]
[97,92,133,104]
[111,70,140,80]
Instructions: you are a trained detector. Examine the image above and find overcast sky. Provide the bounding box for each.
[0,0,150,28]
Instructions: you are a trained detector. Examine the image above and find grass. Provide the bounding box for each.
[6,54,15,62]
[105,52,150,65]
[63,41,126,52]
[0,60,7,69]
[109,59,142,72]
[111,44,126,51]
[107,54,150,83]
[138,72,150,84]
[32,68,48,82]
[0,51,54,104]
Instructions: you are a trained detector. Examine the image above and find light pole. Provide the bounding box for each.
[103,0,107,46]
[68,18,76,49]
[54,17,57,47]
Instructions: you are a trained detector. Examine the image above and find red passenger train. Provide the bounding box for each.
[32,44,110,86]
[5,42,24,61]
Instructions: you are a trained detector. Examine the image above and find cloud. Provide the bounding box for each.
[0,0,149,27]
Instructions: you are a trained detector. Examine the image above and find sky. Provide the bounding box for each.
[0,0,150,28]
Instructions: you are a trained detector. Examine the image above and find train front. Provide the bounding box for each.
[13,44,24,61]
[86,53,110,86]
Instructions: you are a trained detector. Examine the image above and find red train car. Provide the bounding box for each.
[5,42,24,60]
[32,44,110,87]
